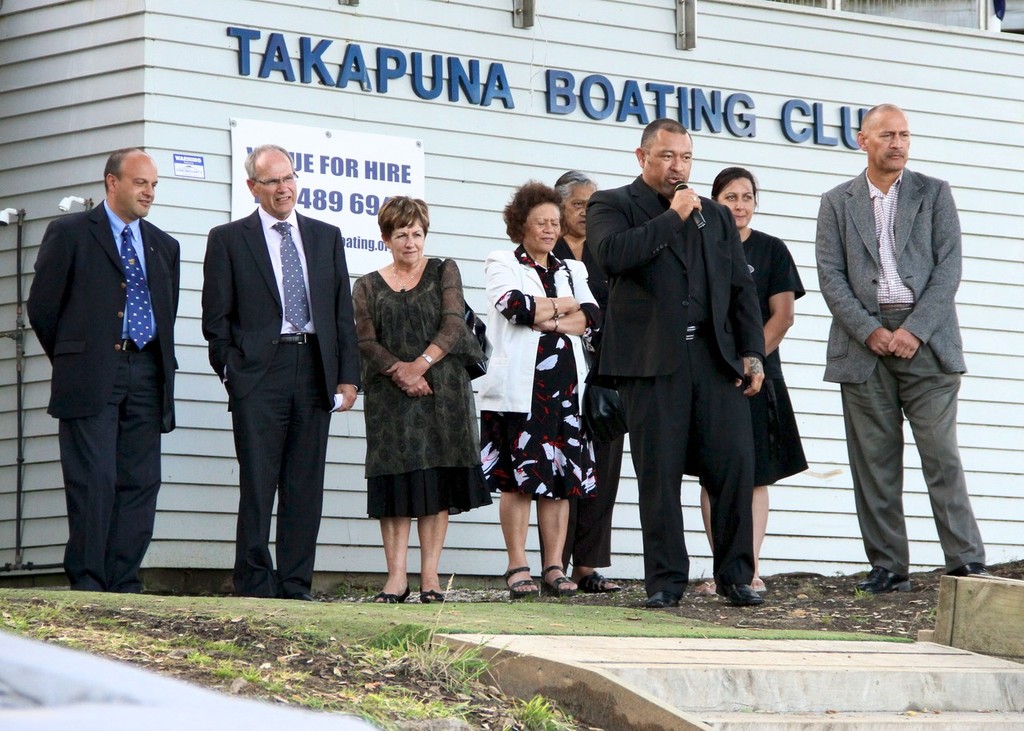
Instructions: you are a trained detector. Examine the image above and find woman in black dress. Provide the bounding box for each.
[698,168,808,596]
[478,182,600,599]
[353,197,491,604]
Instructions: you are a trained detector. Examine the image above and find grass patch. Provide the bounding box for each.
[0,586,911,730]
[512,695,577,731]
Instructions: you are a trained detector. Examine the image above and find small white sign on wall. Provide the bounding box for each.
[229,118,425,276]
[172,152,207,179]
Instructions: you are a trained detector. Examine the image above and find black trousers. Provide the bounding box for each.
[58,349,162,592]
[230,341,330,598]
[562,433,625,570]
[619,336,755,596]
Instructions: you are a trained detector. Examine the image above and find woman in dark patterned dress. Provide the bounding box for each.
[697,168,808,597]
[353,197,491,604]
[478,182,601,599]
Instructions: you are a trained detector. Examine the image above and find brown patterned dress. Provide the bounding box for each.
[353,258,491,518]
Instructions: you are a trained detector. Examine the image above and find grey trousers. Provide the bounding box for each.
[840,327,985,575]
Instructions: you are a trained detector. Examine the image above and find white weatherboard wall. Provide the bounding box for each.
[1,0,1021,584]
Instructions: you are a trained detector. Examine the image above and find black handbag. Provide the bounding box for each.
[463,302,491,380]
[582,363,628,442]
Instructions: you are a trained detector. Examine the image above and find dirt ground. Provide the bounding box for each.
[350,559,1024,639]
[564,559,1024,637]
[4,560,1021,730]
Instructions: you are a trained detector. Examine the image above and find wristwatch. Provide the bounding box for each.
[420,353,434,365]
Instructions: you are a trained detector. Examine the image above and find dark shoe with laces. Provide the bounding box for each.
[644,590,681,609]
[716,583,765,606]
[856,566,911,594]
[946,562,991,577]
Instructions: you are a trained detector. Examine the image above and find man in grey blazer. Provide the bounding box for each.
[815,104,987,594]
[202,144,360,600]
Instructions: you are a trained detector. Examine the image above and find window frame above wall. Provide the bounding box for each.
[761,0,1009,33]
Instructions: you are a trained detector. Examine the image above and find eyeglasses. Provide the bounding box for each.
[252,173,299,187]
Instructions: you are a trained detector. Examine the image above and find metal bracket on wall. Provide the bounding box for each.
[338,0,359,6]
[677,0,697,50]
[513,0,535,29]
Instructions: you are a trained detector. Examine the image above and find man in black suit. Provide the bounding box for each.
[587,119,766,607]
[202,144,360,600]
[28,148,180,592]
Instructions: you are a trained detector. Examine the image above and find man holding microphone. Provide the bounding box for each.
[587,119,766,608]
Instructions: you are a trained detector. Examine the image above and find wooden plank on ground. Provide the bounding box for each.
[931,574,1024,660]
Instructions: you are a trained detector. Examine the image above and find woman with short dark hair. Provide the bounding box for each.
[478,181,601,599]
[353,196,491,604]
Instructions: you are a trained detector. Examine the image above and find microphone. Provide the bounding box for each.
[674,182,706,230]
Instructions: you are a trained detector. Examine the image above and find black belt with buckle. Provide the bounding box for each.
[685,322,705,341]
[277,332,315,344]
[118,339,157,353]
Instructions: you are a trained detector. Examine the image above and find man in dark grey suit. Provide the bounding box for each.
[28,148,180,592]
[202,144,360,600]
[587,119,766,608]
[815,104,987,594]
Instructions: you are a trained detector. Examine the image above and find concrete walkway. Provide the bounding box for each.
[445,634,1024,730]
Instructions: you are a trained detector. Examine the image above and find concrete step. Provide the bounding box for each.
[545,637,1024,714]
[700,710,1024,730]
[453,634,1024,730]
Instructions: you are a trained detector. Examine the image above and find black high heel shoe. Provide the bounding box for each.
[374,585,410,603]
[420,589,446,604]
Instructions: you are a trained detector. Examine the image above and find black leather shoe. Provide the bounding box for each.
[716,583,764,606]
[644,590,681,609]
[286,592,315,602]
[947,562,991,577]
[856,566,911,594]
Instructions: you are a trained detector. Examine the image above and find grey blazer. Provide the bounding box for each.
[815,168,966,384]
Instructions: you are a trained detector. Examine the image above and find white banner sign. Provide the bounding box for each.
[229,118,425,275]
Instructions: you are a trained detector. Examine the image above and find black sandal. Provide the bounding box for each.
[373,586,410,604]
[541,565,577,598]
[502,566,539,600]
[420,589,446,604]
[577,571,622,594]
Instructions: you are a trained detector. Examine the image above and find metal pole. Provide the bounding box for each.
[15,210,24,566]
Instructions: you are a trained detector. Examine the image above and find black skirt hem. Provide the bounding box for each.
[367,466,492,519]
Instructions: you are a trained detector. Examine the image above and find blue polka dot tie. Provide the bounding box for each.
[119,226,154,349]
[274,221,310,329]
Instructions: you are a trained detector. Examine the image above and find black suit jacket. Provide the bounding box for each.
[587,176,764,379]
[28,204,180,432]
[201,209,360,406]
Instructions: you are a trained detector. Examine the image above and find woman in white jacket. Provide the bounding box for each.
[478,182,601,599]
